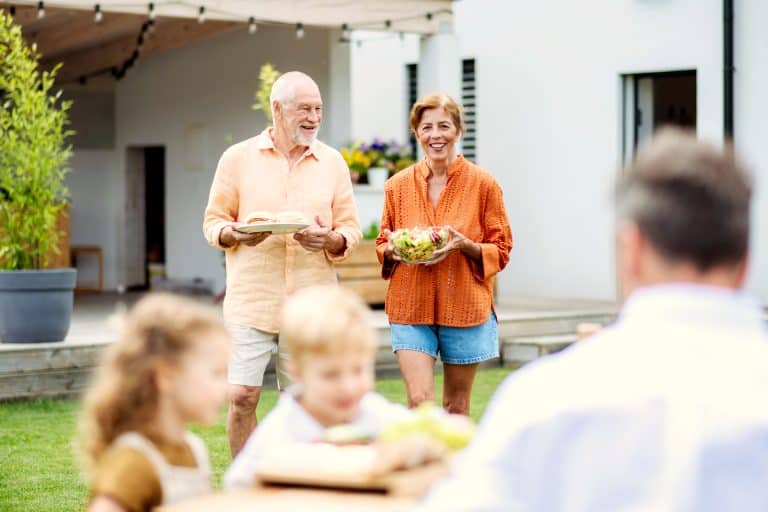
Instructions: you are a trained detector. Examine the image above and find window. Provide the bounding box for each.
[461,58,477,161]
[406,63,418,157]
[622,70,696,164]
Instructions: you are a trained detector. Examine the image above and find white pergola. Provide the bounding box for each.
[7,0,453,33]
[2,0,453,83]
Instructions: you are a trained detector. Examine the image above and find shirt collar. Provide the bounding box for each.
[619,283,766,334]
[417,154,466,180]
[256,128,320,161]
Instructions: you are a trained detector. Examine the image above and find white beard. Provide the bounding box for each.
[294,127,317,146]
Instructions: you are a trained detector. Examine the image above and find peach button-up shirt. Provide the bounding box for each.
[376,156,513,327]
[203,129,361,333]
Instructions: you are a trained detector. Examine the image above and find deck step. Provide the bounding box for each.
[0,306,618,401]
[500,334,578,367]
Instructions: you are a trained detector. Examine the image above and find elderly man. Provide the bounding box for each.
[203,71,361,456]
[420,129,768,511]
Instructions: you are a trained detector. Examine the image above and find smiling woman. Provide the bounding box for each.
[376,93,513,418]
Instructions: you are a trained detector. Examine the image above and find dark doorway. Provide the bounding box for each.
[622,70,697,163]
[144,147,165,289]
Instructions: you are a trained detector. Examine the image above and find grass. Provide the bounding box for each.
[0,367,513,512]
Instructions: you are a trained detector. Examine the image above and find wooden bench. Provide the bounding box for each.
[337,240,388,305]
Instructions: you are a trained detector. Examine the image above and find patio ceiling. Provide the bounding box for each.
[2,0,453,83]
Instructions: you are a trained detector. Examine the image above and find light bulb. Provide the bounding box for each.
[248,17,258,34]
[296,22,304,39]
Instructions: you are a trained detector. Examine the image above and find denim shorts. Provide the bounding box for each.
[390,311,499,365]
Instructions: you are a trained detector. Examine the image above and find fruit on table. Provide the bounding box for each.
[379,403,475,451]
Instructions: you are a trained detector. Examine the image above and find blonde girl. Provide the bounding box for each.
[77,293,230,512]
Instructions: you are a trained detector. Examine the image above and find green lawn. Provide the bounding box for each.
[0,368,513,512]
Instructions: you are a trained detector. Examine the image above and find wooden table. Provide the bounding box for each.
[157,486,416,512]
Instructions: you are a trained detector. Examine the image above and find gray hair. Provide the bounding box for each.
[615,128,752,270]
[269,74,296,120]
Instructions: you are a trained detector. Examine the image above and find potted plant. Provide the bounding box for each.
[340,142,371,184]
[0,11,76,343]
[360,139,390,189]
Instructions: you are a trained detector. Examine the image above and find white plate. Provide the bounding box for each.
[236,222,309,234]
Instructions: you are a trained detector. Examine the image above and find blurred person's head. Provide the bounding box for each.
[77,293,230,482]
[615,128,752,299]
[270,71,323,147]
[410,93,465,167]
[281,285,377,427]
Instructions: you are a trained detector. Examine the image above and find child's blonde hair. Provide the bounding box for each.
[280,285,376,365]
[76,293,228,482]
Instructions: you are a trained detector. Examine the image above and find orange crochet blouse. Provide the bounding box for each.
[376,156,513,327]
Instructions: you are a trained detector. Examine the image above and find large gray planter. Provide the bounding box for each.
[0,268,77,343]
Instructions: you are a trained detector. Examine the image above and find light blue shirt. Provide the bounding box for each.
[420,284,768,511]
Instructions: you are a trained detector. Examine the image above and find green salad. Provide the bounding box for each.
[390,227,449,263]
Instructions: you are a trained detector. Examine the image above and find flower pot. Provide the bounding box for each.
[368,167,389,189]
[0,268,77,343]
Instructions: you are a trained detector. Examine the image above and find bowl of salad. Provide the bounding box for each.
[389,227,449,264]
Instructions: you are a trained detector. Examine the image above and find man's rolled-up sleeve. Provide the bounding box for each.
[325,157,362,262]
[203,150,239,250]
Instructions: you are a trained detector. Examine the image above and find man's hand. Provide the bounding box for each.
[293,216,345,253]
[220,225,271,248]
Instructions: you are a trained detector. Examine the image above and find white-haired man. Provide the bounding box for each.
[204,71,361,456]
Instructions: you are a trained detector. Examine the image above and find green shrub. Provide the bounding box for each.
[0,9,73,270]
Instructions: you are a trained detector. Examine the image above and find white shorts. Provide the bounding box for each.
[226,323,292,388]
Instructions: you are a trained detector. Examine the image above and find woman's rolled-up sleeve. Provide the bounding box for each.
[376,182,399,279]
[470,180,513,282]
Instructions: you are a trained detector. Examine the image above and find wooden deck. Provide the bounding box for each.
[0,293,617,401]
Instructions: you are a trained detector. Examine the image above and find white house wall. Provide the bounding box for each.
[112,25,342,293]
[350,0,768,301]
[350,31,419,143]
[735,1,768,300]
[66,150,120,290]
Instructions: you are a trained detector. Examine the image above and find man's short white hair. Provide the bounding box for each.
[269,74,295,119]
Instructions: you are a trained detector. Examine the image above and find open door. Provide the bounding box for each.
[125,148,146,288]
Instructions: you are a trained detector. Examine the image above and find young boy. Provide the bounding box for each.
[224,284,410,490]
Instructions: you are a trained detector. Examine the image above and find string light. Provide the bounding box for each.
[9,5,16,16]
[55,4,449,83]
[37,1,45,19]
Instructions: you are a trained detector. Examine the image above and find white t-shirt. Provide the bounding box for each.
[224,391,410,490]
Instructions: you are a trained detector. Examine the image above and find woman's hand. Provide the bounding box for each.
[425,226,481,265]
[382,229,402,262]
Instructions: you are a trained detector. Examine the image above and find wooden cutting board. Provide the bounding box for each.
[256,458,450,498]
[253,443,450,498]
